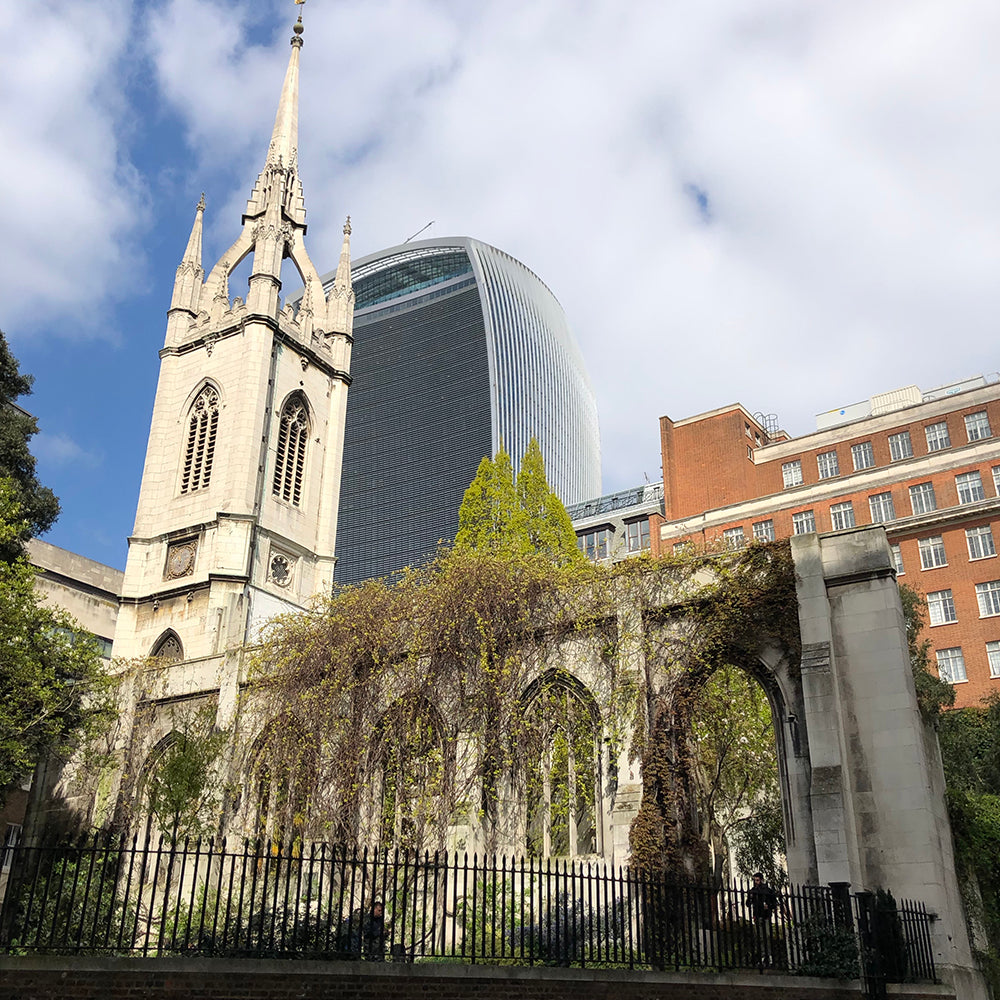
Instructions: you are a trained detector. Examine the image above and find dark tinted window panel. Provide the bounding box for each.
[336,285,491,585]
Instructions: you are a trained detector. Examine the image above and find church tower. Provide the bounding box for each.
[113,14,353,706]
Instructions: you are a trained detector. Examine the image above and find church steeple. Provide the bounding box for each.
[265,17,301,171]
[190,11,336,333]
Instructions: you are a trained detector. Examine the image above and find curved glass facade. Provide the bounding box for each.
[318,237,601,585]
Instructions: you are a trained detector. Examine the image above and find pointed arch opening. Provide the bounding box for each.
[180,383,220,494]
[374,697,447,850]
[150,630,183,661]
[521,672,601,859]
[272,393,310,506]
[248,716,317,845]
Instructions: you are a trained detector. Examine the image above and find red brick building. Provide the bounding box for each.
[651,375,1000,708]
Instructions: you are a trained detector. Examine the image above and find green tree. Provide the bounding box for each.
[512,438,581,563]
[456,439,581,564]
[937,696,1000,990]
[0,331,59,561]
[899,583,955,718]
[0,479,111,802]
[455,445,518,553]
[145,704,229,839]
[688,663,783,882]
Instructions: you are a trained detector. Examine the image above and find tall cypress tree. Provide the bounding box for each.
[456,438,580,564]
[513,437,581,562]
[455,444,518,553]
[0,331,59,560]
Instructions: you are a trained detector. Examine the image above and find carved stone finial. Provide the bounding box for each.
[196,192,206,212]
[343,216,352,236]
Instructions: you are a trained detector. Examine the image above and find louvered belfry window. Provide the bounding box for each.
[180,385,219,494]
[273,396,309,506]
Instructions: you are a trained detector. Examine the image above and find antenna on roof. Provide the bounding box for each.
[403,221,435,243]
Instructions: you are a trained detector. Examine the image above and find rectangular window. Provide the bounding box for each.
[868,492,896,523]
[830,501,855,531]
[752,519,775,542]
[888,431,913,461]
[817,451,840,479]
[723,526,746,550]
[909,482,937,515]
[782,460,803,488]
[967,525,997,560]
[935,647,967,683]
[965,411,992,441]
[852,441,875,471]
[976,581,1000,617]
[792,510,816,535]
[993,467,1000,497]
[890,544,904,576]
[987,641,1000,679]
[925,421,951,452]
[625,518,650,553]
[927,589,957,626]
[956,471,985,504]
[578,528,610,561]
[673,540,692,555]
[918,535,948,569]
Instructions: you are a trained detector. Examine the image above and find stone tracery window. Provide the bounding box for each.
[151,631,183,661]
[272,395,309,506]
[250,718,316,845]
[524,678,599,858]
[180,384,219,494]
[377,699,445,850]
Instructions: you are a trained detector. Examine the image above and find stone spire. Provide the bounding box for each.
[241,17,307,228]
[168,193,206,320]
[326,217,355,335]
[193,10,341,340]
[266,16,302,170]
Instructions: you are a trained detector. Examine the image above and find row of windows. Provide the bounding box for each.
[925,580,1000,625]
[934,643,1000,684]
[577,519,650,560]
[888,525,995,577]
[868,468,995,523]
[719,519,776,549]
[780,411,993,488]
[180,384,309,508]
[774,466,999,540]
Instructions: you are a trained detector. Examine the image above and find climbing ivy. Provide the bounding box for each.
[247,538,799,871]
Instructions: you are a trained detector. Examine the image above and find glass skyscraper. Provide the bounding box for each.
[317,237,601,585]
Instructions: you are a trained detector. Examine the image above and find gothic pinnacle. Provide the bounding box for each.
[180,194,205,269]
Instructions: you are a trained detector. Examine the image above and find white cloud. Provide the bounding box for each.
[33,431,101,468]
[0,0,145,339]
[70,0,1000,490]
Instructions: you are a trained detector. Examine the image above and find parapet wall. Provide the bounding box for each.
[0,957,956,1000]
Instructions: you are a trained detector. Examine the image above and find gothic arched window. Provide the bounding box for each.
[151,631,183,661]
[377,699,445,850]
[250,717,316,845]
[272,395,309,506]
[524,679,600,858]
[180,384,219,494]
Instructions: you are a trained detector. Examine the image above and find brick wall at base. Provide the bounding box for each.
[0,957,956,1000]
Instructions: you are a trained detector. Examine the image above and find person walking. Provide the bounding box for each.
[746,872,787,969]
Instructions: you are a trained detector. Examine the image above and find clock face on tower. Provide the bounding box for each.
[165,539,197,580]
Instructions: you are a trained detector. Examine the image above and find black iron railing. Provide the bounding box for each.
[0,836,935,985]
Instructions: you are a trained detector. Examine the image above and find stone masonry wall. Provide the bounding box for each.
[0,957,956,1000]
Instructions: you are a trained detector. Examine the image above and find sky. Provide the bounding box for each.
[2,0,999,571]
